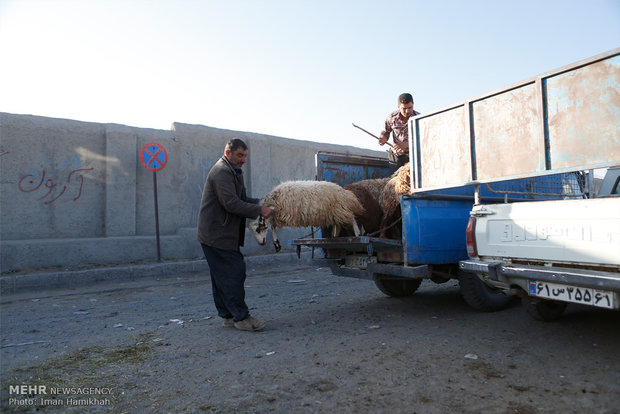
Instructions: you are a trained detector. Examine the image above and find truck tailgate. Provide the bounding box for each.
[473,197,620,267]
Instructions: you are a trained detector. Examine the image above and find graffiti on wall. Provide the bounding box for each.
[18,167,94,205]
[2,148,95,205]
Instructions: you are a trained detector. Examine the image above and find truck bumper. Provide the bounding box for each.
[459,259,620,309]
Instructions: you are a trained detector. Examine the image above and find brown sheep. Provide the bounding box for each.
[341,183,383,236]
[321,177,389,238]
[379,163,412,239]
[353,177,390,207]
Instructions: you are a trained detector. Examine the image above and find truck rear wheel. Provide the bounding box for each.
[373,274,422,297]
[459,272,516,312]
[525,299,567,321]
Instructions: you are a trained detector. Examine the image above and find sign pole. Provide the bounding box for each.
[140,142,168,262]
[153,170,162,262]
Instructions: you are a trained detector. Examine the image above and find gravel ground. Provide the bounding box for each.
[1,262,619,413]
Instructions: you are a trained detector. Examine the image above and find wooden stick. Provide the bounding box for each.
[352,123,393,148]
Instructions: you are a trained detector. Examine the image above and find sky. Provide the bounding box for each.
[0,0,619,152]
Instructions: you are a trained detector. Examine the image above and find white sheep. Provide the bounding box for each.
[248,180,365,252]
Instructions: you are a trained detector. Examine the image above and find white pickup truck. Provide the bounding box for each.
[459,167,620,320]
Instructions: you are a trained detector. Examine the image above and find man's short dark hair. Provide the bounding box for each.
[225,138,248,153]
[398,93,413,105]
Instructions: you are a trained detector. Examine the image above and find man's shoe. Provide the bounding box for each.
[222,318,234,327]
[234,315,266,331]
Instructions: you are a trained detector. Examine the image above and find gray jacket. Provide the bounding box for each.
[197,156,262,250]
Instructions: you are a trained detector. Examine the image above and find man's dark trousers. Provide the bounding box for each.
[388,151,409,168]
[201,244,249,322]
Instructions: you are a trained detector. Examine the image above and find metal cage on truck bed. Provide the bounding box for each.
[408,48,620,194]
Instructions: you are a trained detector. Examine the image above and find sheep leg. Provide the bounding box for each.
[271,225,281,252]
[331,225,340,238]
[380,204,397,238]
[352,220,361,237]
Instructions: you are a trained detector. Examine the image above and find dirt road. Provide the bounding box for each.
[2,262,619,413]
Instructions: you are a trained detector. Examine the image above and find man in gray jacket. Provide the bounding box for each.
[198,138,273,331]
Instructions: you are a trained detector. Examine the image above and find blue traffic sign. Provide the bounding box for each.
[141,143,167,171]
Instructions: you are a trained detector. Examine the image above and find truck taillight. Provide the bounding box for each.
[466,217,477,257]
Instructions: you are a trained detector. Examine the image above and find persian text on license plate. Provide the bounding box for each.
[528,280,616,309]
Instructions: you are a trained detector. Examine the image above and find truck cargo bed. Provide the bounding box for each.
[291,236,401,252]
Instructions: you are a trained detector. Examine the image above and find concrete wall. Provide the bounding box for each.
[0,112,386,272]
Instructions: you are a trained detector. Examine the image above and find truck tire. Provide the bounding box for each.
[525,299,567,321]
[373,274,422,297]
[459,272,516,312]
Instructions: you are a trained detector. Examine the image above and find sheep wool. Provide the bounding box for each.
[392,163,412,195]
[248,180,365,252]
[347,177,389,207]
[343,182,383,236]
[263,180,364,229]
[379,163,412,239]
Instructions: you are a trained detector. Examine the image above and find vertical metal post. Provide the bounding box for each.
[402,198,408,267]
[586,169,594,198]
[153,171,162,262]
[466,101,477,182]
[535,77,551,171]
[408,118,420,190]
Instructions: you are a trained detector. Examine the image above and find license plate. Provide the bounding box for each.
[344,255,377,269]
[528,280,617,309]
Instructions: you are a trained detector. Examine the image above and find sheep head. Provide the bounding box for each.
[248,216,282,252]
[248,216,269,246]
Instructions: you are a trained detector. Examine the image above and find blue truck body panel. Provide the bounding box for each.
[403,176,577,264]
[315,152,397,186]
[402,196,472,264]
